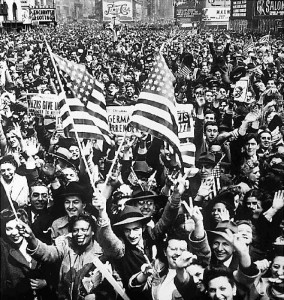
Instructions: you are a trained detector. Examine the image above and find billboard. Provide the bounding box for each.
[231,0,247,17]
[255,0,284,16]
[103,0,133,22]
[202,7,230,21]
[30,8,55,23]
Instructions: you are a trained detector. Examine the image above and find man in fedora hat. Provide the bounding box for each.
[208,220,250,271]
[50,181,89,240]
[93,176,186,300]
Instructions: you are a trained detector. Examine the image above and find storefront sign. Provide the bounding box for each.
[256,0,284,16]
[30,8,55,22]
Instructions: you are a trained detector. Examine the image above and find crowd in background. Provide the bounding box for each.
[0,22,284,300]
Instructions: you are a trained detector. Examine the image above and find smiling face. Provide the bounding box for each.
[187,264,205,292]
[1,162,16,183]
[165,239,188,269]
[259,132,272,150]
[6,219,24,245]
[30,185,48,212]
[244,138,258,157]
[207,276,235,300]
[72,220,93,248]
[212,236,234,263]
[135,199,155,217]
[245,196,263,219]
[64,196,86,218]
[123,221,143,246]
[6,132,19,148]
[270,256,284,294]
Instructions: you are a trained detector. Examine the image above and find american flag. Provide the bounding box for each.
[178,64,191,78]
[53,54,110,143]
[129,53,181,158]
[242,36,254,56]
[180,142,196,171]
[259,34,270,44]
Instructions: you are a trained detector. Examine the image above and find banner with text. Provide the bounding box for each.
[27,94,59,118]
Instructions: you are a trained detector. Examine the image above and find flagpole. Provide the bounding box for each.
[44,37,97,193]
[44,37,131,300]
[104,130,127,186]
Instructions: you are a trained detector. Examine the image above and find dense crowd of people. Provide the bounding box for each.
[0,22,284,300]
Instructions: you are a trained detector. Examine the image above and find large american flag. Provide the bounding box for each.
[52,54,110,143]
[129,53,181,158]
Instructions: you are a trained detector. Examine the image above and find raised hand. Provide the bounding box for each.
[140,263,154,277]
[197,177,214,197]
[272,190,284,211]
[92,191,107,213]
[24,136,39,157]
[219,208,230,222]
[175,251,197,269]
[233,232,249,254]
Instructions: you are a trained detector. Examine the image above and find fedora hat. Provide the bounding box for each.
[51,147,76,168]
[208,220,238,244]
[230,66,246,83]
[112,205,151,227]
[196,152,217,168]
[60,182,87,203]
[125,189,164,206]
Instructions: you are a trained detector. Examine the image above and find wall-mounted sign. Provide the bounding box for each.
[202,7,230,21]
[30,8,55,22]
[103,0,133,22]
[256,0,284,16]
[231,0,247,17]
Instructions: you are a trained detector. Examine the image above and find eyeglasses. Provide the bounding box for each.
[32,193,48,199]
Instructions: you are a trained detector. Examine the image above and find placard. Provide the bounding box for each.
[27,94,59,118]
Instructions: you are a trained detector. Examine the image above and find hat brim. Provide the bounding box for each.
[51,153,76,169]
[113,215,151,227]
[196,160,216,168]
[207,230,233,244]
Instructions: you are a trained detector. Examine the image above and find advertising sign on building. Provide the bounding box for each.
[207,0,230,7]
[202,7,230,21]
[30,8,55,22]
[255,0,284,16]
[231,0,247,17]
[103,0,133,22]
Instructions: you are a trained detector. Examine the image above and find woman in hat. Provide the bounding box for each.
[17,213,121,300]
[0,209,54,300]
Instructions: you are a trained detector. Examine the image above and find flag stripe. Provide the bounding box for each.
[131,115,180,149]
[53,54,110,142]
[129,53,181,163]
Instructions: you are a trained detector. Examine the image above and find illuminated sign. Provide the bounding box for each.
[231,0,247,17]
[103,0,133,22]
[256,0,284,16]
